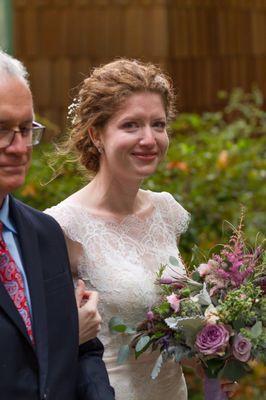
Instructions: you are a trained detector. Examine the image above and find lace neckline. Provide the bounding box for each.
[62,191,157,226]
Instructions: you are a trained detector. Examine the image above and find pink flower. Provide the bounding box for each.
[232,334,252,362]
[197,260,218,277]
[166,293,180,313]
[197,263,212,277]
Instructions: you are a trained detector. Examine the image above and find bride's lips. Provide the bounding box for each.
[131,152,158,161]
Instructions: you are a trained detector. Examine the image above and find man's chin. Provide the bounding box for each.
[0,176,27,194]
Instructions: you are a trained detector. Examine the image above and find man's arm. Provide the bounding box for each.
[77,339,115,400]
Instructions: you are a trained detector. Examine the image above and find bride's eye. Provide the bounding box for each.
[153,120,166,131]
[121,121,139,131]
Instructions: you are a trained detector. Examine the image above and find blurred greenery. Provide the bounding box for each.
[144,87,266,260]
[15,88,266,399]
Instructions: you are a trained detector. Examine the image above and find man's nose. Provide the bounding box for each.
[139,126,156,146]
[5,132,29,154]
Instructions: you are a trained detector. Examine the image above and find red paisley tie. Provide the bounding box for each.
[0,222,34,343]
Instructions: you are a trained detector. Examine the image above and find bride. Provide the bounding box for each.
[45,59,235,399]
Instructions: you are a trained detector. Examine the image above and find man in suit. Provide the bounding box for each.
[0,50,115,400]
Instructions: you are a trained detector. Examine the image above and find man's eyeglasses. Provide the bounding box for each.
[0,121,45,149]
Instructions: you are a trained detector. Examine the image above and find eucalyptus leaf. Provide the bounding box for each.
[117,344,130,365]
[164,317,180,330]
[135,335,150,353]
[169,256,181,267]
[125,326,136,335]
[165,316,205,335]
[191,283,212,306]
[250,321,262,338]
[191,270,201,282]
[173,344,191,363]
[151,353,164,380]
[165,316,205,347]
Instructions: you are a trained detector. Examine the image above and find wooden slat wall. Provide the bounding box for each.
[13,0,266,128]
[168,0,266,111]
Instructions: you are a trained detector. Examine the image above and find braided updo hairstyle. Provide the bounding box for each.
[64,58,176,174]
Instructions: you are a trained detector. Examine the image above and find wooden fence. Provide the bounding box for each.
[13,0,266,128]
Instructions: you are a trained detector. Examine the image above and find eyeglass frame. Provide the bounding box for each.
[0,121,45,149]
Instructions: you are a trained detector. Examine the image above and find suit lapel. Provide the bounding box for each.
[9,197,49,395]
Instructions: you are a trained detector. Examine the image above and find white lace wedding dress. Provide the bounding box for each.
[45,190,190,400]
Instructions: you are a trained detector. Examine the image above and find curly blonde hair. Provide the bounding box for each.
[62,58,176,173]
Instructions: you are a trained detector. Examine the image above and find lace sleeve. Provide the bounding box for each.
[161,192,190,237]
[44,203,84,245]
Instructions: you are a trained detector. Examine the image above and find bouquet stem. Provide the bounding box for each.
[204,375,228,400]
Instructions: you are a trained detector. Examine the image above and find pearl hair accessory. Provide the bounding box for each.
[67,97,80,123]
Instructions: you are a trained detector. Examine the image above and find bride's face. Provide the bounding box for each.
[98,91,169,182]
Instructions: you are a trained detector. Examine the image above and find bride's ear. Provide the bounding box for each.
[88,127,104,154]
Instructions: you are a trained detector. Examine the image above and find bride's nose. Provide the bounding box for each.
[139,127,156,146]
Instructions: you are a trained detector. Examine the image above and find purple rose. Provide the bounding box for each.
[232,334,252,362]
[195,324,230,356]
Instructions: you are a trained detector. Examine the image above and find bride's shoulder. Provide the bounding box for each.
[44,198,90,244]
[147,190,190,234]
[44,197,81,226]
[147,190,184,209]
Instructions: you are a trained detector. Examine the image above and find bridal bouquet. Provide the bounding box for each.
[109,218,266,400]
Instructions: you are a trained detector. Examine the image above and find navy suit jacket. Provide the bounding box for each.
[0,196,115,400]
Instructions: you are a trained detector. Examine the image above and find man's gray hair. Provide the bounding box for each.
[0,49,29,85]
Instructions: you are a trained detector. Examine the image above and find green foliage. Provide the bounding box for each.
[220,359,251,381]
[15,142,86,210]
[109,316,128,333]
[261,297,266,325]
[218,283,262,325]
[154,301,171,316]
[180,299,202,317]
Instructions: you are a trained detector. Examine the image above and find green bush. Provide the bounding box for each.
[15,142,85,210]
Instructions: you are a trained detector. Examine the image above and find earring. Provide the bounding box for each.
[97,145,103,154]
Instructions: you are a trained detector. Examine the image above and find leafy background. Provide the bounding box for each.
[15,89,266,399]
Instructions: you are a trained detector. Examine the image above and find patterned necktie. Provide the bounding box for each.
[0,222,34,343]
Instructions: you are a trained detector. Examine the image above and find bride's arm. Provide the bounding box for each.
[64,238,114,399]
[65,237,102,344]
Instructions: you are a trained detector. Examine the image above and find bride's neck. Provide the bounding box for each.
[76,174,143,216]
